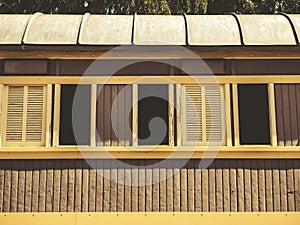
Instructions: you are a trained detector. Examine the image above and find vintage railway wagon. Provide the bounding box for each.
[0,13,299,225]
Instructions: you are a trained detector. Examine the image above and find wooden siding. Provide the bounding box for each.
[96,85,132,146]
[275,84,300,146]
[0,159,299,212]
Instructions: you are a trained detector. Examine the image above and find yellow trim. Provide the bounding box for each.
[3,75,300,85]
[52,84,60,147]
[0,146,300,159]
[268,83,277,146]
[0,212,300,225]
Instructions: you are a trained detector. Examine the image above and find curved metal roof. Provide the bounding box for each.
[0,13,300,46]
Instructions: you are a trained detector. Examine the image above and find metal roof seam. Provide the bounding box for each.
[229,12,244,46]
[278,12,300,45]
[77,13,90,45]
[183,13,189,46]
[22,12,43,45]
[132,13,137,45]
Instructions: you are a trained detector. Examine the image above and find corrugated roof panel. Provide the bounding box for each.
[134,15,185,45]
[79,14,133,45]
[0,15,30,44]
[237,15,296,45]
[287,15,300,44]
[23,14,82,44]
[187,15,241,46]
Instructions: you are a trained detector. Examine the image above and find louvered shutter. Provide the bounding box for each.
[183,85,224,145]
[3,85,47,146]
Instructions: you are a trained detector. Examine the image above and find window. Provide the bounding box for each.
[2,85,49,147]
[183,85,224,146]
[238,84,270,145]
[138,84,169,145]
[59,85,91,145]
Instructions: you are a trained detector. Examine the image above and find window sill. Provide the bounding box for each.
[0,146,299,159]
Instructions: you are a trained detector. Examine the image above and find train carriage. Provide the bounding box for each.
[0,13,299,225]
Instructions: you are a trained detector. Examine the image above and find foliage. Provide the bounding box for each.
[0,0,300,14]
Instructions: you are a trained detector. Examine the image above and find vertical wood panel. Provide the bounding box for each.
[45,160,53,212]
[209,162,216,212]
[272,160,281,212]
[81,162,89,212]
[103,160,110,212]
[294,160,300,211]
[124,160,131,212]
[287,160,295,211]
[110,160,117,212]
[117,161,124,212]
[31,161,39,212]
[75,161,82,212]
[289,85,298,146]
[67,160,75,212]
[24,161,33,212]
[180,162,187,212]
[194,160,201,212]
[0,161,4,212]
[38,160,46,212]
[95,160,103,212]
[166,160,173,212]
[3,160,11,212]
[104,86,111,146]
[159,162,167,212]
[124,85,132,146]
[145,160,152,212]
[118,85,125,146]
[244,160,251,212]
[53,160,61,212]
[17,160,25,212]
[187,160,195,212]
[152,161,159,212]
[251,160,259,212]
[111,85,118,147]
[88,161,96,212]
[296,84,300,146]
[237,160,244,212]
[202,165,209,212]
[131,161,138,212]
[216,160,223,212]
[282,85,292,146]
[258,160,266,212]
[223,160,230,212]
[138,160,145,212]
[173,160,180,212]
[10,160,18,212]
[275,85,285,146]
[279,160,287,211]
[230,160,237,212]
[60,160,68,212]
[265,160,273,212]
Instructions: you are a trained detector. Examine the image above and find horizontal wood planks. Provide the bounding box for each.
[0,159,299,213]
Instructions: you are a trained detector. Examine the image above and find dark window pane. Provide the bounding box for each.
[138,85,168,145]
[238,84,270,145]
[60,85,91,145]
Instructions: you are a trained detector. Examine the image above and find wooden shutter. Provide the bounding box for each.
[183,85,224,145]
[2,85,47,147]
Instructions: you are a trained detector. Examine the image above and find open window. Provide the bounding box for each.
[237,84,271,145]
[2,85,50,147]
